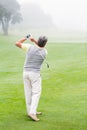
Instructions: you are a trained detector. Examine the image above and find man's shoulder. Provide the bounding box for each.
[22,44,33,52]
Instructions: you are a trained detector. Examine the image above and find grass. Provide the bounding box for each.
[0,35,87,130]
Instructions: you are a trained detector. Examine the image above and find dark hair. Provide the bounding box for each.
[38,36,48,47]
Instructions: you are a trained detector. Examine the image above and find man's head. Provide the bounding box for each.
[37,36,48,47]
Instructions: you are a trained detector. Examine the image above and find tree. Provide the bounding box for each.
[21,3,56,29]
[0,0,22,35]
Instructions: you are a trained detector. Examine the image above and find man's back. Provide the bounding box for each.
[24,45,46,73]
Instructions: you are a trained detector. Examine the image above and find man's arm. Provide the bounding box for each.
[30,37,38,45]
[15,34,38,48]
[15,38,26,48]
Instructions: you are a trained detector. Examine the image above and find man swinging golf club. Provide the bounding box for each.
[15,34,48,121]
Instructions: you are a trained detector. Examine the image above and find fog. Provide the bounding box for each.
[15,0,87,41]
[7,0,87,42]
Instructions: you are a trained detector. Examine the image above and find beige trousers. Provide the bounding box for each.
[23,71,42,115]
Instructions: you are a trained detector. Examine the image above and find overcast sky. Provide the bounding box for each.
[17,0,87,31]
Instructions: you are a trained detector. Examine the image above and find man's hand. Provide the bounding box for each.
[25,34,31,39]
[25,34,38,45]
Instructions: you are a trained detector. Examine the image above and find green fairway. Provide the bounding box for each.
[0,35,87,130]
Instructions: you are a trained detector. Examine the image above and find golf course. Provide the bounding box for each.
[0,35,87,130]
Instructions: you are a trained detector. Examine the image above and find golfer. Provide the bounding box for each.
[15,34,48,121]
